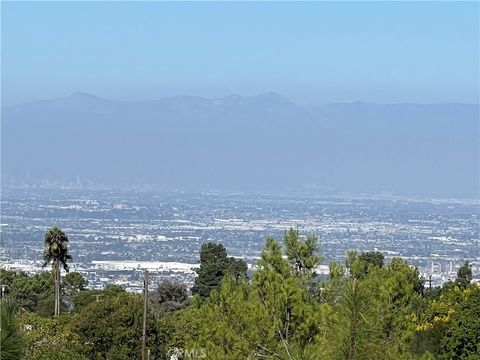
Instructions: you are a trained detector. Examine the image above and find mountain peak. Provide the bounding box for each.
[69,91,97,98]
[67,92,110,102]
[254,92,295,105]
[256,91,287,100]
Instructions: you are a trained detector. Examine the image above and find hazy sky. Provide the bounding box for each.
[2,1,479,106]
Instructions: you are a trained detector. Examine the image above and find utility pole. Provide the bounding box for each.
[141,270,149,360]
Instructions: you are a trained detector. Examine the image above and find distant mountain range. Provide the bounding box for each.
[2,92,479,198]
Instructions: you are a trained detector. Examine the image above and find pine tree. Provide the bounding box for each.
[192,243,247,297]
[284,228,323,277]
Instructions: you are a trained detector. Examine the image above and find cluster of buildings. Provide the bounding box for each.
[1,185,478,291]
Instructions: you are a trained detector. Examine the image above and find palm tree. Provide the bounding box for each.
[42,227,72,316]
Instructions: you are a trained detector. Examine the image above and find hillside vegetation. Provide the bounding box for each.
[0,229,478,359]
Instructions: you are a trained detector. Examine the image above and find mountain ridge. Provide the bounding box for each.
[2,92,478,198]
[5,91,479,111]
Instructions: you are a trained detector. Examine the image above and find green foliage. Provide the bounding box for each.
[254,237,325,347]
[67,291,160,359]
[284,228,323,276]
[4,230,478,360]
[0,269,16,296]
[26,350,87,360]
[178,236,332,359]
[358,251,384,268]
[152,280,189,313]
[104,284,126,295]
[42,227,72,317]
[178,235,443,360]
[70,284,125,313]
[439,285,480,359]
[157,306,204,358]
[192,242,247,297]
[371,258,423,356]
[42,227,71,272]
[455,261,473,290]
[331,278,384,360]
[70,289,101,313]
[0,270,88,316]
[3,271,54,313]
[328,256,425,359]
[0,300,25,360]
[63,272,88,291]
[227,256,248,281]
[16,310,84,359]
[188,277,269,359]
[256,236,291,278]
[347,250,385,279]
[277,342,322,360]
[415,285,480,359]
[181,276,330,359]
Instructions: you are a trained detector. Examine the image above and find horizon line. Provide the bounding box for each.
[5,91,480,109]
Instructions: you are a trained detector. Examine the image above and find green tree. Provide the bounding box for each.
[61,272,89,313]
[358,251,384,269]
[16,309,85,359]
[71,289,102,313]
[332,256,423,359]
[332,277,384,360]
[155,280,187,304]
[415,285,480,359]
[68,292,160,359]
[70,284,125,314]
[5,271,54,313]
[0,300,25,360]
[439,285,480,359]
[455,261,473,290]
[347,251,384,279]
[157,305,204,359]
[42,227,72,316]
[253,237,329,356]
[176,235,332,359]
[63,272,88,292]
[370,258,423,357]
[284,228,323,276]
[152,280,189,313]
[186,277,271,359]
[227,257,248,281]
[192,243,247,297]
[345,250,363,279]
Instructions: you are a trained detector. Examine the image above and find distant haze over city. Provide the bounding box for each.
[2,2,479,199]
[1,4,480,355]
[2,92,478,199]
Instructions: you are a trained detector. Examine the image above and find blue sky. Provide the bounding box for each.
[2,1,479,106]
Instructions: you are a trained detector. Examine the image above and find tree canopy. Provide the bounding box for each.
[3,229,478,359]
[191,243,247,297]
